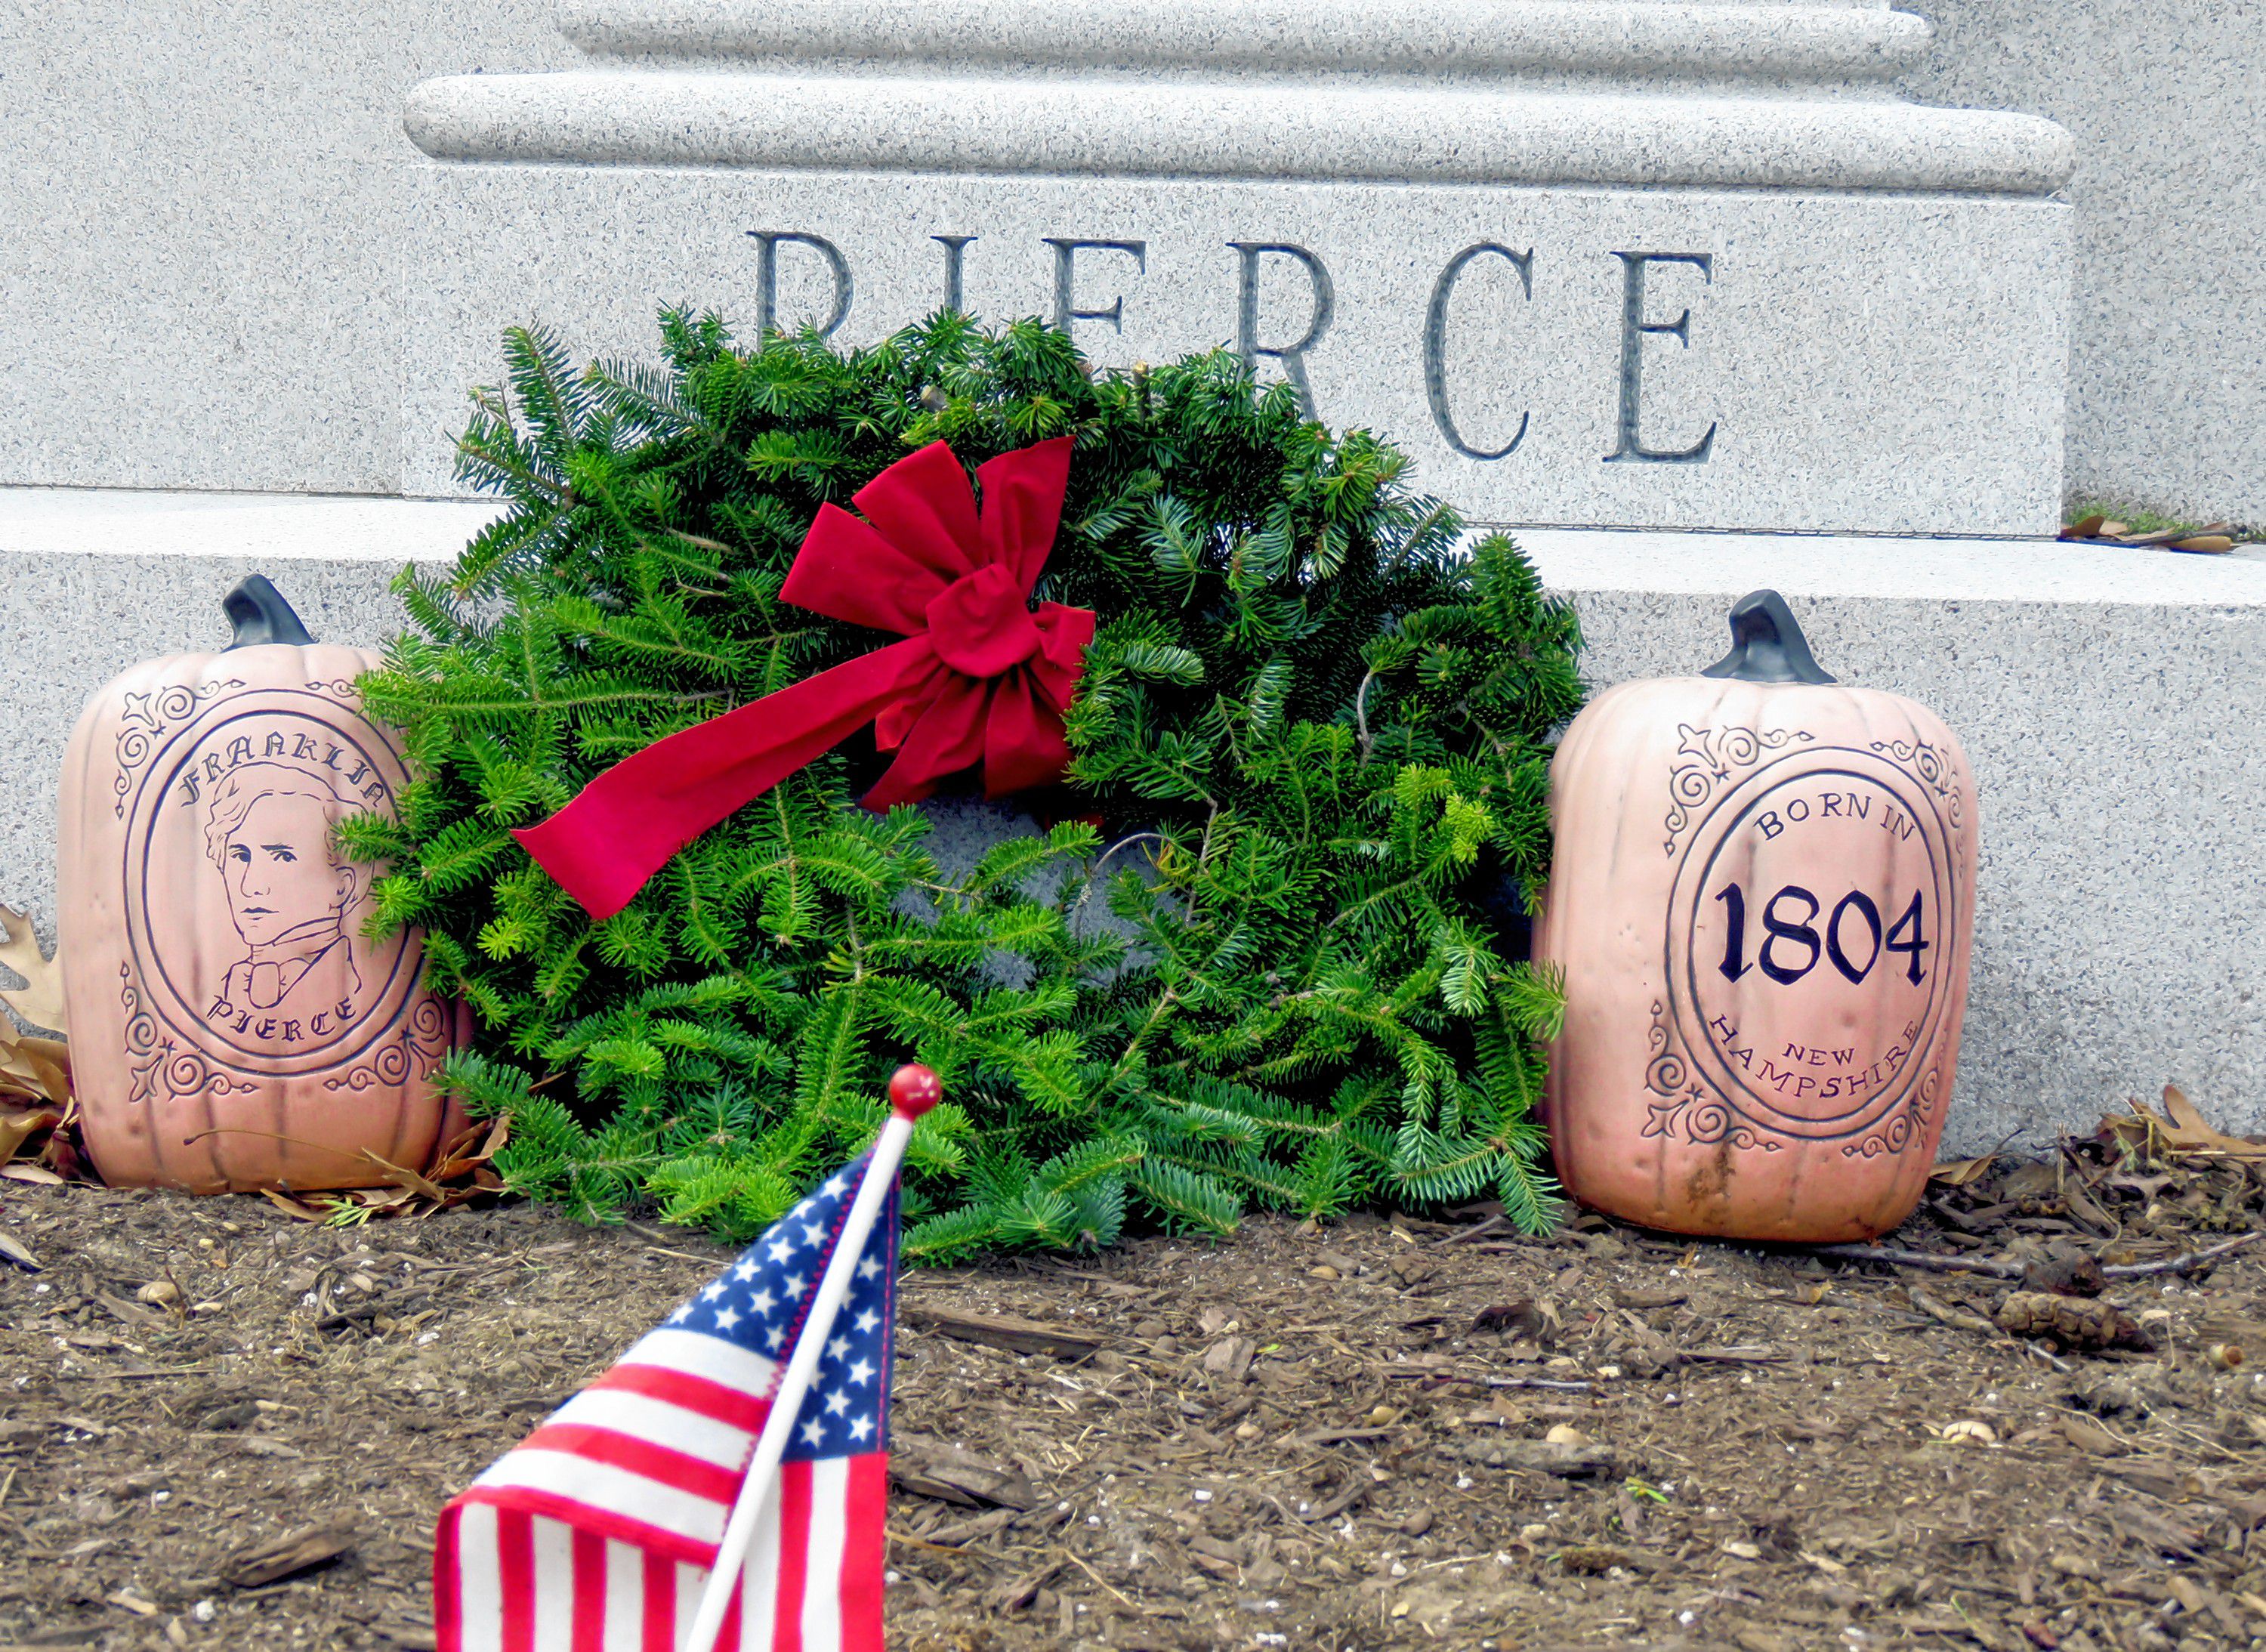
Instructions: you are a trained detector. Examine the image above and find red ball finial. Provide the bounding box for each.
[888,1064,942,1120]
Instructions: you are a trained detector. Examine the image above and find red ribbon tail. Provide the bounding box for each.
[513,638,935,921]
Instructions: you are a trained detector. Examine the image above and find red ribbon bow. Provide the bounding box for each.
[514,435,1093,920]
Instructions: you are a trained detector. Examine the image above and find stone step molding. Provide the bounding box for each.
[406,73,2070,196]
[407,0,2071,193]
[554,0,1941,85]
[397,1,2076,534]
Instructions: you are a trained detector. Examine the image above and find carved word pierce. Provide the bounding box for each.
[745,230,1720,462]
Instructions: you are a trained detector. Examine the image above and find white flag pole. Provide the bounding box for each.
[684,1064,940,1652]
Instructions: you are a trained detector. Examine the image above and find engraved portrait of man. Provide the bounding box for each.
[201,759,370,1033]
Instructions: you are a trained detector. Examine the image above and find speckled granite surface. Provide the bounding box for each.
[0,1,573,496]
[1903,0,2266,523]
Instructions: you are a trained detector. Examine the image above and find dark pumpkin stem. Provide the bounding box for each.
[1701,589,1835,685]
[221,575,316,649]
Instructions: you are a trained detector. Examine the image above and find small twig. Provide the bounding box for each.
[1814,1244,2022,1279]
[621,1224,729,1264]
[1817,1233,2258,1284]
[1052,1545,1137,1609]
[2021,1339,2076,1376]
[2101,1233,2258,1279]
[1383,1371,1596,1393]
[1908,1286,1999,1337]
[641,1243,727,1266]
[1440,1214,1509,1245]
[1677,1345,1785,1364]
[1067,832,1168,926]
[1354,670,1378,761]
[886,1528,985,1557]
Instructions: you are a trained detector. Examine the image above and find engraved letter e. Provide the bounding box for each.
[1604,252,1717,465]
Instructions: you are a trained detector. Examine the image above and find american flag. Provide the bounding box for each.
[434,1155,898,1652]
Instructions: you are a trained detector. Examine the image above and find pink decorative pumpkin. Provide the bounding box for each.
[57,577,465,1192]
[1536,591,1977,1241]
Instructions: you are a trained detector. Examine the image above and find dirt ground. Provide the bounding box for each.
[4,1138,2266,1652]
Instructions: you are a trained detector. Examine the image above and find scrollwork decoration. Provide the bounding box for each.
[1840,1067,1940,1160]
[1662,724,1814,857]
[120,962,253,1108]
[323,994,452,1094]
[1869,737,1965,832]
[1641,1000,1783,1152]
[112,680,244,818]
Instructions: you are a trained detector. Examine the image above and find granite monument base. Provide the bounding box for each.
[11,489,2258,1148]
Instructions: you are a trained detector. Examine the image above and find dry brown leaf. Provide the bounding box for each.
[2061,1173,2116,1234]
[1,1163,63,1184]
[261,1189,332,1221]
[2170,535,2234,554]
[891,1434,1039,1508]
[2159,1084,2266,1159]
[2063,514,2106,539]
[1929,1153,1999,1187]
[0,1038,71,1112]
[0,1105,60,1166]
[341,1186,418,1214]
[356,1150,451,1206]
[2058,1414,2129,1455]
[224,1523,355,1589]
[910,1305,1106,1360]
[0,904,66,1033]
[429,1116,508,1183]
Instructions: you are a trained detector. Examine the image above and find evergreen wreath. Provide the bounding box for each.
[348,311,1585,1258]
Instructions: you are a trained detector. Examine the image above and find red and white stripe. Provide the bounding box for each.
[434,1329,889,1652]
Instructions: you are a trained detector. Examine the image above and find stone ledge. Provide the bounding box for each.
[404,72,2073,193]
[1514,525,2266,602]
[0,486,499,567]
[558,0,1937,83]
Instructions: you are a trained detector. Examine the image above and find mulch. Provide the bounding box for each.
[3,1131,2266,1652]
